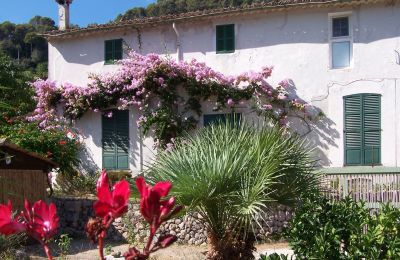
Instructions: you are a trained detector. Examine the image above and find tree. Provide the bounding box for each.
[0,54,36,117]
[146,121,320,259]
[0,17,56,73]
[116,0,266,21]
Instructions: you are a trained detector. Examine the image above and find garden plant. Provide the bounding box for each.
[145,120,320,259]
[286,196,400,259]
[0,170,182,260]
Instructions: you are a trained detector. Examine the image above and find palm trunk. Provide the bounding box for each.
[206,230,256,260]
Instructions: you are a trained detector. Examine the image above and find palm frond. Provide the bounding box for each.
[145,118,319,240]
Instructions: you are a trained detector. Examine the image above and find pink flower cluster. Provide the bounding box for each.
[28,52,315,145]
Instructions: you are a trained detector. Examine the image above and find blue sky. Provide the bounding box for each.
[0,0,155,27]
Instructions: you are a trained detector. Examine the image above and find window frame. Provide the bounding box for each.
[329,12,353,70]
[216,24,235,54]
[104,38,123,65]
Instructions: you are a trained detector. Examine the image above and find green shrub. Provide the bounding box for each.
[0,119,81,176]
[54,171,99,197]
[56,234,72,258]
[286,196,400,259]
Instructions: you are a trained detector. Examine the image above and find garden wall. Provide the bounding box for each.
[52,197,292,245]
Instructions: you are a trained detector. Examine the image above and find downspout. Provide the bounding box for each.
[173,22,183,61]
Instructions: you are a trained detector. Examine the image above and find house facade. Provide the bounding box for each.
[45,0,400,175]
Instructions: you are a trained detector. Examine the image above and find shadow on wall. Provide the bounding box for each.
[284,80,339,167]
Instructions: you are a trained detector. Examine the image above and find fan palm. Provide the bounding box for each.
[145,119,320,259]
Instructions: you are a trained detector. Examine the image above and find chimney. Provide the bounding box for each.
[57,0,73,30]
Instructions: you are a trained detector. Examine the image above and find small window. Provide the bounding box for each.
[203,113,241,127]
[105,39,123,64]
[216,24,235,53]
[330,15,352,69]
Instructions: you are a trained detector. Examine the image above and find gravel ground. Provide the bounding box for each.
[25,239,293,259]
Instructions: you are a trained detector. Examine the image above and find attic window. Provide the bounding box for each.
[329,14,352,69]
[105,39,123,64]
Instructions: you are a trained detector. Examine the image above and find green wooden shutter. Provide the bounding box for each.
[105,39,123,64]
[105,40,114,64]
[114,39,123,61]
[216,25,225,53]
[204,113,241,127]
[225,24,235,52]
[363,94,381,165]
[216,24,235,53]
[344,95,363,165]
[115,110,129,169]
[344,94,381,166]
[102,110,129,170]
[102,114,116,169]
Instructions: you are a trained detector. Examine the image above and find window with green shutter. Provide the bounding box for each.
[216,24,235,53]
[105,39,123,64]
[203,113,241,127]
[344,94,381,166]
[102,110,129,170]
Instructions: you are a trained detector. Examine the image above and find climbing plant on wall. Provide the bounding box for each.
[28,52,319,148]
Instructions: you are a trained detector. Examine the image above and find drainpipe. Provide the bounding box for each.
[173,22,183,61]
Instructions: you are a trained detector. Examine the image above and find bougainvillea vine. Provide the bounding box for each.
[28,52,319,148]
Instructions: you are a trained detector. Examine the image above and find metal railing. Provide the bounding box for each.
[320,172,400,208]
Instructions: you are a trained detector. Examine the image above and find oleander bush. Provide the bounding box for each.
[286,196,400,259]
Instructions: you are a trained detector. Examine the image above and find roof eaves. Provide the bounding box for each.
[43,0,384,40]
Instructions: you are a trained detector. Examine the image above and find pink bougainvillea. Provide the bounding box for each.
[28,52,317,148]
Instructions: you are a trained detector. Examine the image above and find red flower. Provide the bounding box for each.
[135,177,182,232]
[93,170,131,219]
[0,200,25,235]
[59,140,67,146]
[21,200,59,244]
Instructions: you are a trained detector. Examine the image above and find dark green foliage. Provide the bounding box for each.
[0,54,36,117]
[117,0,268,20]
[0,16,56,74]
[286,196,400,259]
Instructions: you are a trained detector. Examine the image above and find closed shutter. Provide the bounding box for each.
[344,94,381,165]
[105,39,123,64]
[204,113,241,127]
[363,94,381,165]
[216,24,235,53]
[102,114,116,169]
[344,95,362,165]
[105,40,114,64]
[102,110,129,170]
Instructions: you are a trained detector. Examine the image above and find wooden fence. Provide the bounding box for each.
[0,169,48,210]
[321,172,400,208]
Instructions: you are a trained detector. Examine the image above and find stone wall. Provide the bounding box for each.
[52,197,292,245]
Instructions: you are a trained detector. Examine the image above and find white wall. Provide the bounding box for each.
[48,3,400,172]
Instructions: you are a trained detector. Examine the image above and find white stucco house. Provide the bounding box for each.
[44,0,400,176]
